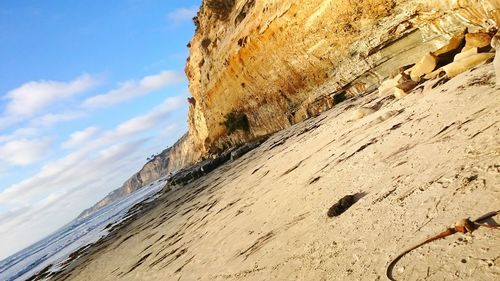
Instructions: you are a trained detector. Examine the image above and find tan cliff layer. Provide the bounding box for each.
[182,0,500,156]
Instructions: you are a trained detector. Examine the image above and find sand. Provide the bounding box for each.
[55,63,499,281]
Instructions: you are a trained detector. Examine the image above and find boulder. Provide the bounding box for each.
[410,53,438,82]
[378,74,402,97]
[393,87,407,99]
[465,32,493,49]
[396,72,418,93]
[424,68,445,80]
[442,53,495,77]
[230,138,266,161]
[432,30,466,66]
[454,47,479,62]
[352,107,377,120]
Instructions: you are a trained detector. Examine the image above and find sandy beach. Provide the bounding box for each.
[53,63,499,281]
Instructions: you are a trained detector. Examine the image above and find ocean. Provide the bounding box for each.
[0,178,166,281]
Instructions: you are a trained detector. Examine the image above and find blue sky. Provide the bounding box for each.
[0,0,201,259]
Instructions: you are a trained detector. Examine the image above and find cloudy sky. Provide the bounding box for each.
[0,0,201,259]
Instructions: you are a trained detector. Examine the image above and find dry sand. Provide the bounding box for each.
[57,64,499,281]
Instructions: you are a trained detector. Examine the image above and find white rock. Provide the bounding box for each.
[393,88,407,99]
[410,53,437,82]
[442,53,494,78]
[454,47,478,62]
[352,107,377,120]
[378,74,401,97]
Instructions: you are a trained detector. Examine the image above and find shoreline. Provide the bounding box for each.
[27,136,268,281]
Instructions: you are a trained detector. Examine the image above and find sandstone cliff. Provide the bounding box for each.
[76,148,172,220]
[76,0,500,220]
[183,0,500,155]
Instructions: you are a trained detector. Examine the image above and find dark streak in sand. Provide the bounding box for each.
[124,253,152,275]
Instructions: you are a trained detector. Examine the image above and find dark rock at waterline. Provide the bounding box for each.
[169,138,267,186]
[230,140,263,160]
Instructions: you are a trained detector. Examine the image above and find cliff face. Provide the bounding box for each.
[77,148,172,220]
[121,149,171,194]
[166,133,203,172]
[76,0,500,221]
[184,0,500,155]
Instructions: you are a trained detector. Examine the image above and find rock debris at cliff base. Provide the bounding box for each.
[180,0,500,159]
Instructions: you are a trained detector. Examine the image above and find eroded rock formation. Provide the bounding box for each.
[182,0,500,156]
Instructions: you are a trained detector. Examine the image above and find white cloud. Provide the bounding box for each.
[0,139,150,259]
[109,96,184,138]
[30,111,86,127]
[82,71,184,108]
[0,127,39,143]
[0,94,186,259]
[1,74,100,123]
[62,127,99,149]
[0,96,185,205]
[167,6,198,25]
[0,138,52,166]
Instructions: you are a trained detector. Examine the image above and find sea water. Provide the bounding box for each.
[0,178,166,281]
